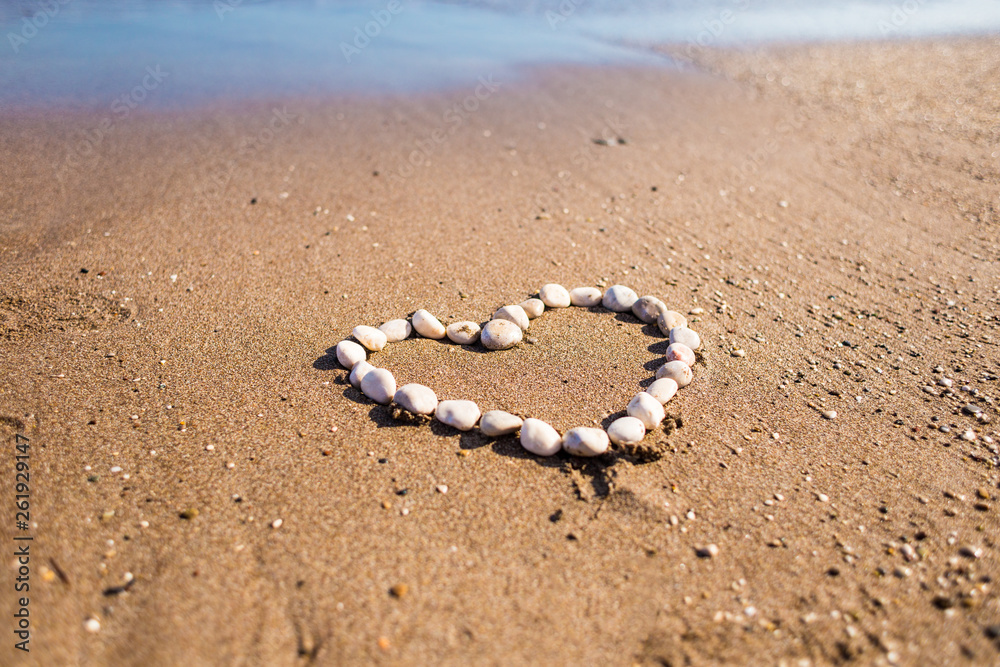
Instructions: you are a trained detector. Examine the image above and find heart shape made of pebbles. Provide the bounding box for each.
[334,283,702,458]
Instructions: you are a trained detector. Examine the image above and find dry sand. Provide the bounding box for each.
[2,36,1000,665]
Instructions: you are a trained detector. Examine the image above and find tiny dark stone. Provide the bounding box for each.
[250,198,257,204]
[549,509,563,523]
[80,268,89,273]
[932,595,955,609]
[396,488,408,496]
[985,625,1000,639]
[826,567,840,577]
[378,458,388,464]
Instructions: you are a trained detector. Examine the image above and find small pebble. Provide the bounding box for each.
[379,319,412,342]
[335,340,367,370]
[389,583,409,599]
[360,368,396,405]
[352,325,387,352]
[627,392,665,429]
[632,295,666,323]
[519,298,545,318]
[696,544,719,559]
[411,309,446,339]
[84,617,101,634]
[538,283,571,308]
[669,326,701,350]
[569,286,602,307]
[435,400,481,431]
[962,404,983,416]
[446,321,481,345]
[349,360,375,389]
[646,378,679,404]
[822,410,837,420]
[436,484,448,494]
[481,319,522,350]
[656,309,688,336]
[666,342,696,367]
[607,416,646,445]
[493,305,530,331]
[938,377,953,388]
[656,360,693,387]
[480,410,523,437]
[731,349,746,358]
[271,518,283,529]
[602,284,638,312]
[394,384,438,415]
[562,427,610,457]
[961,429,976,442]
[520,418,562,456]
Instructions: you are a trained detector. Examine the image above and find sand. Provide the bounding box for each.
[2,36,1000,665]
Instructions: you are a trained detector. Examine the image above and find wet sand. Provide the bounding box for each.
[2,36,1000,665]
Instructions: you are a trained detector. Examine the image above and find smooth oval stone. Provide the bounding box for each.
[656,309,688,336]
[412,309,446,339]
[379,319,412,342]
[520,418,561,456]
[480,410,523,437]
[669,326,701,350]
[562,427,609,457]
[607,416,646,445]
[538,283,571,308]
[360,368,396,405]
[646,377,678,404]
[569,286,602,307]
[632,295,666,323]
[349,360,375,389]
[446,321,481,345]
[435,399,481,431]
[519,298,545,319]
[352,325,387,352]
[656,360,693,388]
[493,305,530,331]
[481,319,522,350]
[602,285,639,312]
[627,392,665,429]
[666,342,696,367]
[335,340,367,370]
[393,383,438,415]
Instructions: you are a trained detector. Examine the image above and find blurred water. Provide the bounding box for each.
[1,0,998,108]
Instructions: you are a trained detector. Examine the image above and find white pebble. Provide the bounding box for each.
[607,416,646,445]
[569,286,602,307]
[352,325,387,352]
[632,295,666,323]
[666,342,696,367]
[379,319,412,342]
[493,305,530,331]
[602,285,639,312]
[349,360,375,389]
[446,321,481,345]
[520,418,562,456]
[435,400,481,431]
[538,283,571,308]
[656,310,688,336]
[627,392,665,429]
[519,298,545,318]
[335,340,367,370]
[360,368,396,405]
[481,319,523,350]
[562,427,609,457]
[646,378,679,404]
[822,410,837,420]
[394,383,438,415]
[669,326,701,350]
[480,410,523,436]
[656,360,693,387]
[84,617,101,633]
[411,309,446,339]
[961,429,976,442]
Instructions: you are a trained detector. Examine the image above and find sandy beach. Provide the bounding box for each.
[2,35,1000,665]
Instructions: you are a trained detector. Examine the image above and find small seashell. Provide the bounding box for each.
[632,295,666,323]
[493,305,530,331]
[336,340,367,370]
[669,326,701,350]
[666,342,696,367]
[481,319,523,350]
[352,325,388,352]
[519,298,545,319]
[360,368,396,405]
[538,283,571,308]
[607,416,646,445]
[646,377,678,404]
[627,392,665,429]
[394,383,438,415]
[435,399,481,431]
[349,360,375,388]
[656,309,688,336]
[602,285,639,312]
[656,360,693,387]
[562,427,609,457]
[569,286,602,307]
[379,319,412,342]
[446,321,481,345]
[411,309,446,339]
[480,410,523,437]
[520,418,562,456]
